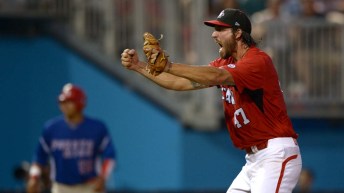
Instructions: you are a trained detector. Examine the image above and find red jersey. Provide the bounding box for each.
[209,47,297,149]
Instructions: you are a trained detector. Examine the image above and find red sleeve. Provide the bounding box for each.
[100,159,115,179]
[221,57,265,93]
[209,58,222,67]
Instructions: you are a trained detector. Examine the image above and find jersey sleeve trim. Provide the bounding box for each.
[99,136,110,152]
[101,159,116,179]
[39,137,50,153]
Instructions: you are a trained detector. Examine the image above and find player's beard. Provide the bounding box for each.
[220,34,236,59]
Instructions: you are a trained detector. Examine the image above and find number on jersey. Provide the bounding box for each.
[222,88,235,104]
[234,108,250,128]
[221,88,250,128]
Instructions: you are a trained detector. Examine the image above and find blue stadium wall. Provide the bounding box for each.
[0,36,343,192]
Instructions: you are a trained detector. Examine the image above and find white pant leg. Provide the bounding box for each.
[52,182,104,193]
[226,165,251,193]
[227,138,302,193]
[251,147,302,193]
[277,151,302,193]
[250,138,302,193]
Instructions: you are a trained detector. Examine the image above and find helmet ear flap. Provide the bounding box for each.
[58,83,87,111]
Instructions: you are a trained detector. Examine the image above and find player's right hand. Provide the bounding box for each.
[93,176,106,193]
[121,49,140,71]
[26,177,41,193]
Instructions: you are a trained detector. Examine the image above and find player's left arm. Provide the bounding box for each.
[164,62,235,86]
[94,158,115,192]
[121,49,210,90]
[97,125,117,179]
[98,140,116,177]
[94,132,116,192]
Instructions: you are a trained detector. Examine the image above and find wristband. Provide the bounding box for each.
[29,164,41,178]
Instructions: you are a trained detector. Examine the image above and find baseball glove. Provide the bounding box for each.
[143,32,169,76]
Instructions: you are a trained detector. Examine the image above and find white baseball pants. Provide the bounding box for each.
[227,137,302,193]
[52,181,104,193]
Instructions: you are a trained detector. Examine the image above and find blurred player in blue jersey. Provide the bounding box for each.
[27,83,116,193]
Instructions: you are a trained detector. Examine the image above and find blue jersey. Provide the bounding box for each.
[33,116,116,185]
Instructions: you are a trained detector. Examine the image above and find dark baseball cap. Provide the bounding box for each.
[204,8,252,34]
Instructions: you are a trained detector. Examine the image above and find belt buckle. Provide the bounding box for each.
[250,145,259,154]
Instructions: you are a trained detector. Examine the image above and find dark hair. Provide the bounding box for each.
[232,27,256,47]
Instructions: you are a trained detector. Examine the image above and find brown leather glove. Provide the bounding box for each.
[143,32,169,76]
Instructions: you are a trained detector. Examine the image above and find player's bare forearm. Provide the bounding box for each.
[121,49,210,90]
[26,177,41,193]
[93,176,106,193]
[134,61,208,90]
[165,62,235,86]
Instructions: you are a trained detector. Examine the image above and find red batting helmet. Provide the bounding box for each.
[58,83,86,110]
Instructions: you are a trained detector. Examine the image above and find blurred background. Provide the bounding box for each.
[1,0,344,192]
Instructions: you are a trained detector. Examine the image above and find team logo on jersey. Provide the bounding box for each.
[217,10,225,18]
[227,64,236,68]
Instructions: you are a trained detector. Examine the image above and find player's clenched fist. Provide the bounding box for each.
[93,176,106,192]
[121,49,140,70]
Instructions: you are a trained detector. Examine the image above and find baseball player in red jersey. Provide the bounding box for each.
[121,8,302,193]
